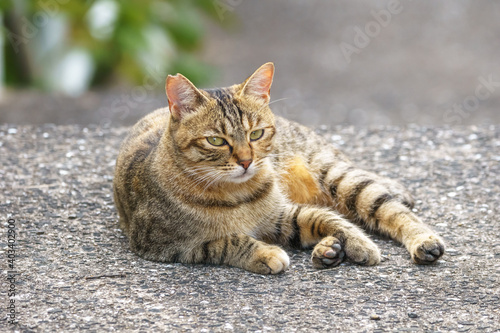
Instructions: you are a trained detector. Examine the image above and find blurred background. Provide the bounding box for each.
[0,0,499,127]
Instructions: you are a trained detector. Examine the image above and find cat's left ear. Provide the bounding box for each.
[166,74,208,120]
[239,62,274,104]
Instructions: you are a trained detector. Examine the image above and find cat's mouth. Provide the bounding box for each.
[228,167,256,184]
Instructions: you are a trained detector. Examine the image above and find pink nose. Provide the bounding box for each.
[238,159,252,170]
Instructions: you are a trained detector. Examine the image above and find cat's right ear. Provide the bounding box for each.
[166,74,207,120]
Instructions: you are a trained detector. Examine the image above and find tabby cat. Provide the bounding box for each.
[113,62,445,274]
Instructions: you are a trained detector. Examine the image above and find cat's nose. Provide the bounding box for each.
[238,159,252,170]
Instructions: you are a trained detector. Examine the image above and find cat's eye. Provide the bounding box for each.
[250,129,264,141]
[207,137,226,146]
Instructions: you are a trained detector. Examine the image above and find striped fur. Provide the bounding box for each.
[113,63,444,274]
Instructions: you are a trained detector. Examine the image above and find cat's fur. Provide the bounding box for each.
[113,63,445,274]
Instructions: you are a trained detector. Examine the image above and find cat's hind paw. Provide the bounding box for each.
[410,234,445,264]
[311,236,346,269]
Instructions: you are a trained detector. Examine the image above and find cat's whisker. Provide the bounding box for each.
[257,97,288,113]
[187,167,226,186]
[268,97,288,106]
[191,171,220,186]
[180,167,214,185]
[184,166,218,179]
[201,172,227,192]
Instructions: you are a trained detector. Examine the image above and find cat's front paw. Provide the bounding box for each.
[311,236,346,268]
[410,234,445,264]
[247,246,290,274]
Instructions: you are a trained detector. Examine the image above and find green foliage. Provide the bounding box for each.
[1,0,222,91]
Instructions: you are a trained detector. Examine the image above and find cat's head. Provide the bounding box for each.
[165,63,276,185]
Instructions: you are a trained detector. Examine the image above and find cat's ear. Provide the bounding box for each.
[239,62,274,104]
[166,74,208,120]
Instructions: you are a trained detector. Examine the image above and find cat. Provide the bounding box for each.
[113,62,445,274]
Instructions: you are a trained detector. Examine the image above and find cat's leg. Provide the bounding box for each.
[323,163,445,264]
[268,204,381,268]
[128,222,289,274]
[194,235,290,274]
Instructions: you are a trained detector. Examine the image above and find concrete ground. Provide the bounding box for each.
[1,123,499,332]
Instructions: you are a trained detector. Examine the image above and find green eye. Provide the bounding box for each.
[250,129,264,141]
[207,137,226,146]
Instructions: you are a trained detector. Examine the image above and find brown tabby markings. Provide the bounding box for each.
[113,62,445,274]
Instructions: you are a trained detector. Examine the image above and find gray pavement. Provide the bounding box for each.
[1,124,499,332]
